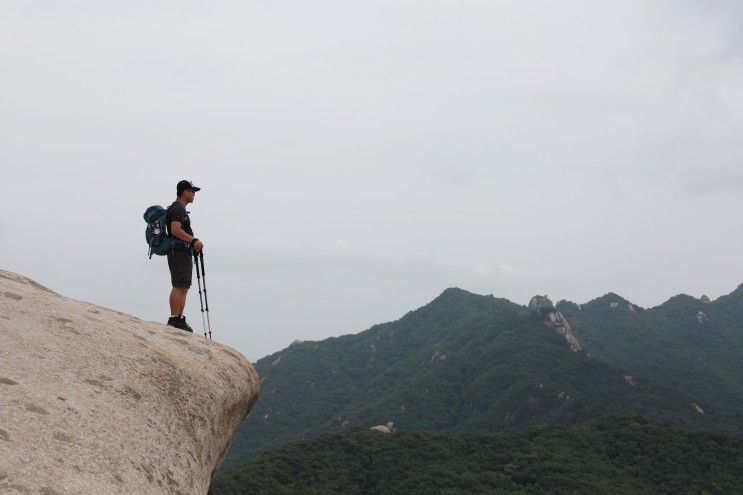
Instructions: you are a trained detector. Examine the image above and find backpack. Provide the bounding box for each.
[144,205,174,258]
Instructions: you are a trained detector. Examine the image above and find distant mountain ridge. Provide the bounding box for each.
[221,284,743,470]
[559,284,743,417]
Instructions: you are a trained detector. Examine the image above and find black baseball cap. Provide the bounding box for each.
[177,180,201,195]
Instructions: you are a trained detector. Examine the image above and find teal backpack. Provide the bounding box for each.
[144,205,174,258]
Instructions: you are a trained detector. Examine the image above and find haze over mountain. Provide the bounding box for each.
[221,285,743,470]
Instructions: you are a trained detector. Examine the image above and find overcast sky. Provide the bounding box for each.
[2,1,742,361]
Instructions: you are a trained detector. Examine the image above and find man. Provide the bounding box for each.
[166,180,205,332]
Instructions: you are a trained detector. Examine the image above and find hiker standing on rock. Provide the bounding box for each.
[166,180,205,332]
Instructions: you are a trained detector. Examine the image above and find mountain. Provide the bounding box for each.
[220,288,734,470]
[558,286,743,419]
[211,415,743,495]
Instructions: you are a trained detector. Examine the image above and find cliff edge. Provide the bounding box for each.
[0,269,260,494]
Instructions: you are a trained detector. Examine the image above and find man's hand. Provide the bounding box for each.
[193,239,205,252]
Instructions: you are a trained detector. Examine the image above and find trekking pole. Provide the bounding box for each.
[199,251,213,340]
[194,251,207,338]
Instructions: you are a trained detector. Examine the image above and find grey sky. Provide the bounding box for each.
[2,1,742,360]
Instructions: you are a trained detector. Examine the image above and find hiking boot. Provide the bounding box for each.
[176,316,194,333]
[166,316,180,327]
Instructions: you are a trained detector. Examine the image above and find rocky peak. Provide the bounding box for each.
[528,295,555,314]
[529,295,582,352]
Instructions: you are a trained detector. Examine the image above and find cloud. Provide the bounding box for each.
[682,167,743,195]
[2,1,743,360]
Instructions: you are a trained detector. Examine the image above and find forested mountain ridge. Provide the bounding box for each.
[221,287,741,470]
[559,284,743,417]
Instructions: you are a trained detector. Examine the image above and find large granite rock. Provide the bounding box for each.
[0,269,260,494]
[529,295,582,352]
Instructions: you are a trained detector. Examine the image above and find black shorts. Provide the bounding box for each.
[167,250,193,288]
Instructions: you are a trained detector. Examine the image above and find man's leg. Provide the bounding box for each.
[176,287,188,315]
[169,287,188,316]
[167,250,194,331]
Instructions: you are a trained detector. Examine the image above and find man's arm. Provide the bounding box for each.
[170,221,204,252]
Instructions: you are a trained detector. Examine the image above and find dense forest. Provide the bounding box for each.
[212,415,743,494]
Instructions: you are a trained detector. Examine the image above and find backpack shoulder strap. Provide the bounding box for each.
[165,203,175,237]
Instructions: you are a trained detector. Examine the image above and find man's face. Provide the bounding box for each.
[186,189,196,203]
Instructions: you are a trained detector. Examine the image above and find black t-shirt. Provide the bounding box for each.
[167,201,194,237]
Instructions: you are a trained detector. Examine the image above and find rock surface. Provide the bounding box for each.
[546,310,582,352]
[0,269,260,494]
[529,296,582,352]
[697,311,708,325]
